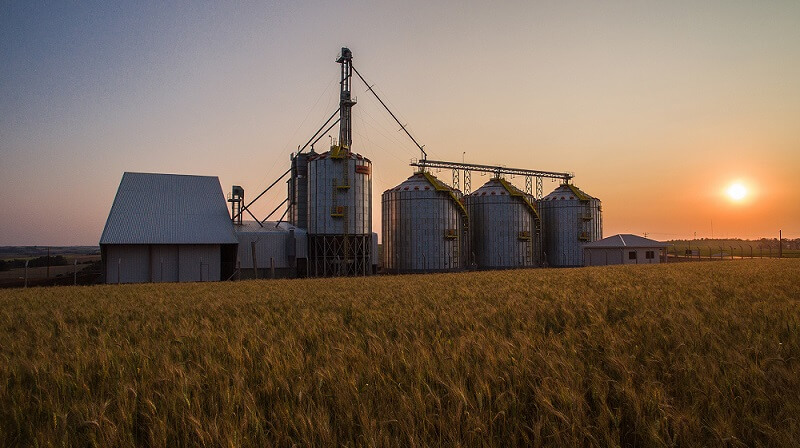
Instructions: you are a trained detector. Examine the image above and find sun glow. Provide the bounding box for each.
[726,182,747,202]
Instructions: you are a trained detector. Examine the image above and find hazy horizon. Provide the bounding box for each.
[2,1,799,245]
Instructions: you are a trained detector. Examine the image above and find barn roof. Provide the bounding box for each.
[100,172,238,245]
[584,234,667,248]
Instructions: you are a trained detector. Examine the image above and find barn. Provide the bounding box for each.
[583,234,667,266]
[100,172,238,283]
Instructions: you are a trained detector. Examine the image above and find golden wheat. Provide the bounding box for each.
[1,259,799,447]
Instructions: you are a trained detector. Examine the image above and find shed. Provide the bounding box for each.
[583,234,667,266]
[100,172,238,283]
[234,221,307,279]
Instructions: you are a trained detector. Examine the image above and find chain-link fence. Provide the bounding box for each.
[666,242,798,262]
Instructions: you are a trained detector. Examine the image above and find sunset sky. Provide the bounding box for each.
[2,1,799,245]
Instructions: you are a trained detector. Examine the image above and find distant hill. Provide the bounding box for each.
[0,246,100,259]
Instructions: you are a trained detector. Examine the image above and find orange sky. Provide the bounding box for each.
[1,1,799,244]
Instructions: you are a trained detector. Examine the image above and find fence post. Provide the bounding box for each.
[270,257,275,279]
[24,260,29,288]
[117,258,121,284]
[251,241,258,279]
[73,259,78,285]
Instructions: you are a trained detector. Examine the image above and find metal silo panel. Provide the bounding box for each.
[290,152,310,229]
[307,151,372,276]
[381,173,464,274]
[308,154,372,236]
[466,179,537,270]
[540,184,603,267]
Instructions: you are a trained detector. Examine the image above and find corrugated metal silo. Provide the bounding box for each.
[307,147,372,276]
[288,151,311,229]
[538,183,602,267]
[466,178,541,269]
[382,172,467,273]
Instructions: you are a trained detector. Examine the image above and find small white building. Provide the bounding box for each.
[583,234,667,266]
[234,221,307,279]
[100,172,239,283]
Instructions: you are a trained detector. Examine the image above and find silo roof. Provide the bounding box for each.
[385,172,467,217]
[542,183,595,201]
[99,172,238,245]
[307,149,371,162]
[384,172,460,194]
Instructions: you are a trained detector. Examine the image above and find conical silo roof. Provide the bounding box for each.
[542,183,596,202]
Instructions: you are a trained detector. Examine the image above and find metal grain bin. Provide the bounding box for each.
[538,183,602,267]
[288,151,311,229]
[465,178,541,269]
[307,147,372,276]
[382,172,467,273]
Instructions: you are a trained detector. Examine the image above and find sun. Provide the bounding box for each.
[726,182,747,201]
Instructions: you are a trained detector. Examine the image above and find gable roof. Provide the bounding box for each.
[583,234,667,248]
[100,172,238,245]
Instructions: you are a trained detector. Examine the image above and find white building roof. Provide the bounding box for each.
[233,221,307,235]
[100,172,238,245]
[583,234,667,248]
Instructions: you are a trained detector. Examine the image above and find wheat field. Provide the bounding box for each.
[1,260,799,447]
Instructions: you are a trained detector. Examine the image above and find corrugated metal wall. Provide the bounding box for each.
[307,153,372,235]
[178,245,220,281]
[104,244,221,283]
[382,174,464,273]
[466,179,537,269]
[150,245,179,282]
[237,232,292,269]
[105,245,150,283]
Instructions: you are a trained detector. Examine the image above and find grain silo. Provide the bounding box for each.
[466,177,541,269]
[538,183,602,267]
[306,47,372,276]
[307,150,372,275]
[382,171,467,273]
[288,150,312,229]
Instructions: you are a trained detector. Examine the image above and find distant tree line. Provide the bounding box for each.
[669,238,800,250]
[0,256,69,271]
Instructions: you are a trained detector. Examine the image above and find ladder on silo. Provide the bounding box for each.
[330,144,351,218]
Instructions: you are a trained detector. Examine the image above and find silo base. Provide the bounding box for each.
[308,234,372,277]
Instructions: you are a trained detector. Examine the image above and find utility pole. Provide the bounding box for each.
[779,230,783,258]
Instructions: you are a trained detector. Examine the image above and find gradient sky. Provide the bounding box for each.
[2,1,799,245]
